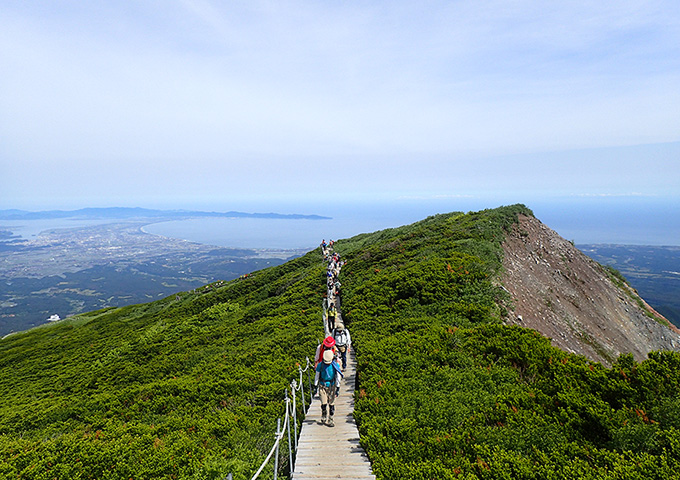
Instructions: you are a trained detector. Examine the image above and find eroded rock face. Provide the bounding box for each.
[501,214,680,366]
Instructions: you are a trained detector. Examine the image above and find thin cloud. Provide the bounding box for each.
[398,194,476,201]
[1,1,679,207]
[573,193,659,198]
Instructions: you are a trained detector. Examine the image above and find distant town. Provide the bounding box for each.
[0,219,309,336]
[1,208,678,337]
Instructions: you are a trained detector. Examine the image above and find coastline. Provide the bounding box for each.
[138,220,312,259]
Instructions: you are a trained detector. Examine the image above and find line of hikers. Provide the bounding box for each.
[324,243,345,333]
[314,239,352,427]
[326,261,343,300]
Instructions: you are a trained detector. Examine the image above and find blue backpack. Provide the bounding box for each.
[318,362,336,386]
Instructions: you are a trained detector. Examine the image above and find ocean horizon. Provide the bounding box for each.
[2,197,679,250]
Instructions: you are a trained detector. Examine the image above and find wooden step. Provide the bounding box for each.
[292,351,376,480]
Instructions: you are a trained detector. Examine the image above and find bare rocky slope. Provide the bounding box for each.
[501,214,680,366]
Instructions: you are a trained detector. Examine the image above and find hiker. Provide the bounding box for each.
[314,335,337,367]
[315,349,343,426]
[327,302,337,331]
[332,323,351,370]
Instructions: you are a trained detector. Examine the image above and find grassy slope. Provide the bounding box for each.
[2,204,680,480]
[0,250,325,480]
[334,205,680,479]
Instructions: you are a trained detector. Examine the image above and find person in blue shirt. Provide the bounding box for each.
[314,349,343,426]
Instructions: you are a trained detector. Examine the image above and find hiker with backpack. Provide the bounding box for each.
[332,323,351,370]
[327,302,337,331]
[314,349,343,426]
[314,335,337,367]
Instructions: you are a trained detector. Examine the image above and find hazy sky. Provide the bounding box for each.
[1,1,679,210]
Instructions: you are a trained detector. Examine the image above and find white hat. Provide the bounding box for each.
[323,349,334,364]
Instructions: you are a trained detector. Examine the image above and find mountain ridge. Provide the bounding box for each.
[1,204,680,479]
[501,213,679,366]
[0,207,331,221]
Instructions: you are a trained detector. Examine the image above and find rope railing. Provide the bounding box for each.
[237,242,341,480]
[250,400,289,480]
[247,356,314,480]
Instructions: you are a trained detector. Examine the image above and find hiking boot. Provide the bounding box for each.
[327,416,335,427]
[321,413,327,424]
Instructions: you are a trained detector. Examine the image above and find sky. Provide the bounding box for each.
[1,0,679,211]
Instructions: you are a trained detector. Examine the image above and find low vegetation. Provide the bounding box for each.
[0,253,325,479]
[338,205,680,479]
[1,204,679,479]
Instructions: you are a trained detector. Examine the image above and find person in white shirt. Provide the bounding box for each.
[332,323,351,370]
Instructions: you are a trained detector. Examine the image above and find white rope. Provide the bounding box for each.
[249,359,315,479]
[246,246,339,480]
[298,356,312,374]
[250,403,290,480]
[298,368,305,391]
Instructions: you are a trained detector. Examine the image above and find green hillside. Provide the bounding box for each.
[0,252,326,479]
[339,205,680,479]
[1,204,680,479]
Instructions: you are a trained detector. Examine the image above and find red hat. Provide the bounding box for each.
[323,336,335,348]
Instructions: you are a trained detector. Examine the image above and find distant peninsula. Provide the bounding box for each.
[0,207,331,221]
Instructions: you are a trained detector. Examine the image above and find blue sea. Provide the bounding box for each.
[142,196,680,250]
[3,196,679,250]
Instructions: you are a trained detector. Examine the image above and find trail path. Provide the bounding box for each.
[292,349,375,480]
[292,244,375,479]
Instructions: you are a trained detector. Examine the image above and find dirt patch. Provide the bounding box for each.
[500,214,680,366]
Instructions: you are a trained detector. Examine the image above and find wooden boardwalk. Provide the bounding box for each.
[292,350,376,480]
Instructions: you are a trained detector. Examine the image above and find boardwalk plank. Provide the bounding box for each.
[295,248,375,479]
[292,350,376,480]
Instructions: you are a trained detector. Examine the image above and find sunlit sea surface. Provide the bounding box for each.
[143,197,680,249]
[2,197,679,250]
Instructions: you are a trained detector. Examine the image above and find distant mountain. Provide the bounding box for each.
[0,207,331,221]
